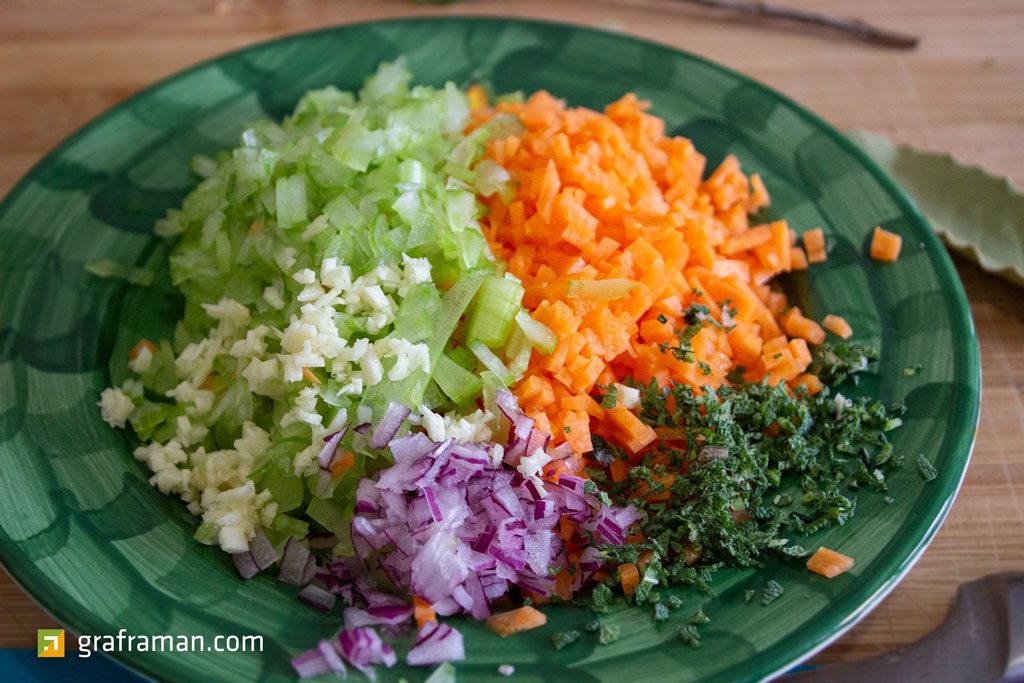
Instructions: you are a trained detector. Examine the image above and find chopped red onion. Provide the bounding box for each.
[302,554,318,585]
[337,627,397,675]
[278,538,312,586]
[231,551,259,580]
[298,584,336,613]
[318,638,347,675]
[557,474,587,496]
[422,486,443,523]
[406,621,465,666]
[317,427,348,470]
[232,528,278,579]
[342,390,641,626]
[252,529,279,567]
[362,590,411,608]
[365,603,415,625]
[343,604,413,629]
[291,649,330,678]
[370,402,411,449]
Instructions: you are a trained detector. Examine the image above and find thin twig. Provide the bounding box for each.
[678,0,919,49]
[416,0,919,50]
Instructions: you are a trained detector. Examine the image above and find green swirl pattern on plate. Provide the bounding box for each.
[0,17,980,683]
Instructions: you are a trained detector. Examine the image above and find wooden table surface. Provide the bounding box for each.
[2,0,1022,675]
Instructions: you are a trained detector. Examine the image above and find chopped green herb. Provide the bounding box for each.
[744,589,755,604]
[809,341,879,386]
[666,595,683,611]
[725,366,748,384]
[689,608,710,625]
[597,366,903,587]
[585,620,601,634]
[903,365,924,376]
[590,583,614,614]
[762,580,784,606]
[598,384,618,409]
[653,602,671,622]
[550,630,581,651]
[598,624,621,645]
[678,624,701,648]
[917,454,938,482]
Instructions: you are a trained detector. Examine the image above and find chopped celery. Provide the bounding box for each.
[391,283,442,343]
[270,514,310,539]
[446,344,477,371]
[306,497,348,538]
[504,324,534,377]
[257,463,305,513]
[469,339,517,386]
[275,174,308,228]
[99,61,537,559]
[466,275,525,348]
[193,522,219,545]
[515,310,558,354]
[434,352,484,408]
[428,271,486,369]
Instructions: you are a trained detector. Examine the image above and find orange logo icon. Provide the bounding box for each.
[37,629,65,658]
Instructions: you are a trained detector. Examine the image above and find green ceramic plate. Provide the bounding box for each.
[0,17,980,683]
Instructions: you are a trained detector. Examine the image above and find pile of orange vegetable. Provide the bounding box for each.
[471,90,853,468]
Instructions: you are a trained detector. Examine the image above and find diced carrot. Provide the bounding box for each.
[780,307,826,345]
[128,338,157,361]
[788,338,812,367]
[608,457,629,482]
[870,226,902,261]
[806,547,855,578]
[803,227,826,263]
[748,173,770,209]
[302,367,321,384]
[721,223,772,255]
[793,373,824,396]
[329,450,355,478]
[603,406,657,455]
[822,314,853,339]
[485,605,548,637]
[561,409,593,454]
[762,336,789,356]
[558,515,577,542]
[413,594,436,629]
[791,245,809,270]
[618,562,640,596]
[472,92,839,480]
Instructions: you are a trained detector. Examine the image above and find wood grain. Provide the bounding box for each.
[1,0,1022,671]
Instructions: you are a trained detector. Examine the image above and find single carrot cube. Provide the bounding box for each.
[822,314,854,339]
[806,547,855,578]
[870,226,902,261]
